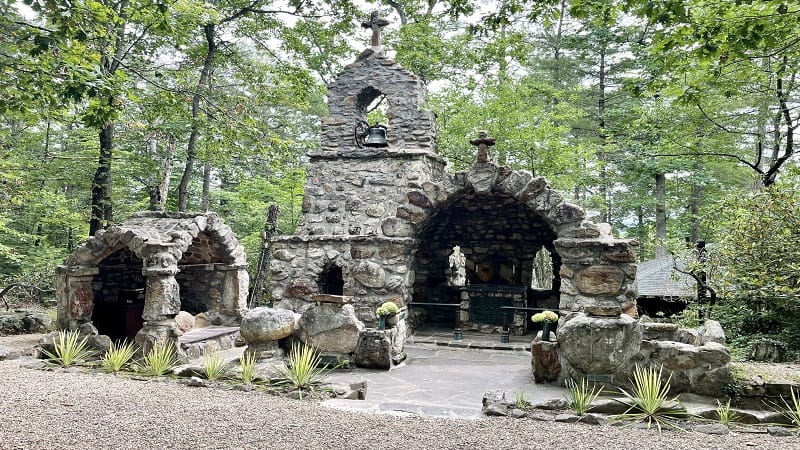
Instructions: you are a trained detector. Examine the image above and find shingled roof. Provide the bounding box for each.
[636,256,696,299]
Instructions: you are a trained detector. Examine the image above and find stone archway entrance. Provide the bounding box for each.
[56,212,248,354]
[412,192,561,334]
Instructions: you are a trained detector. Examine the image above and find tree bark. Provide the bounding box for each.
[148,133,175,211]
[654,172,667,258]
[90,122,114,236]
[201,160,211,212]
[178,22,217,211]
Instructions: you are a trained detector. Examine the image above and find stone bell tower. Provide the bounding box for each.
[270,13,446,324]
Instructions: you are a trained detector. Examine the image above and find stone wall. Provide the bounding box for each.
[321,51,436,155]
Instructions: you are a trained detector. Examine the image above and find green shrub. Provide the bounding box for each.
[40,330,94,367]
[101,340,137,373]
[564,378,602,416]
[514,390,530,409]
[613,365,687,431]
[138,341,180,376]
[715,399,739,426]
[777,388,800,428]
[274,342,331,399]
[202,351,228,381]
[239,351,258,384]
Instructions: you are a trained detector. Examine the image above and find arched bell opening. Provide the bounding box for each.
[91,248,146,341]
[317,264,344,296]
[411,192,561,334]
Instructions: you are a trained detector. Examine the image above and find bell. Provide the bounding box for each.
[363,125,388,148]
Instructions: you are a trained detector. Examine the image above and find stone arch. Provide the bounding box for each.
[56,212,248,353]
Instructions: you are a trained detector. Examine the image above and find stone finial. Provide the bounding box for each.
[361,11,390,48]
[469,131,496,164]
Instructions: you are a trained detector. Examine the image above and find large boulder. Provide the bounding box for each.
[298,303,364,354]
[240,307,296,345]
[557,312,642,375]
[354,329,392,370]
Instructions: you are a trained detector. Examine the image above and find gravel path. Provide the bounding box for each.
[1,335,799,449]
[0,366,797,448]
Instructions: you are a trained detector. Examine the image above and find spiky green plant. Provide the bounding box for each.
[240,351,258,384]
[777,388,800,428]
[715,399,740,426]
[613,365,687,431]
[202,351,228,381]
[40,330,94,367]
[101,340,137,373]
[139,341,180,377]
[514,390,530,409]
[564,378,602,416]
[274,342,331,399]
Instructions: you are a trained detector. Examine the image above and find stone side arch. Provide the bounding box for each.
[56,212,248,353]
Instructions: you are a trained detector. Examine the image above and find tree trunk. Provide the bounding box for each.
[90,122,114,236]
[148,133,175,211]
[654,172,667,258]
[689,161,702,243]
[178,22,217,211]
[597,38,610,224]
[201,160,211,212]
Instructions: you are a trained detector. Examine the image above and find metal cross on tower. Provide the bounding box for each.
[361,11,390,48]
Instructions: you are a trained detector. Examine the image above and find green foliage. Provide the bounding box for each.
[138,341,180,377]
[613,365,687,431]
[273,342,331,399]
[777,388,800,428]
[564,378,602,416]
[711,186,800,353]
[715,399,739,426]
[201,351,228,381]
[41,330,94,367]
[513,390,530,409]
[239,351,258,384]
[101,340,137,373]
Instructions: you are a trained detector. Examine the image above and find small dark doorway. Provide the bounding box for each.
[91,249,145,341]
[318,265,344,295]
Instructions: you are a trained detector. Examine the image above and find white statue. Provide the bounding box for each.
[448,245,467,287]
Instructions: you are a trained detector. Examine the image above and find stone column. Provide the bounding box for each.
[135,251,181,356]
[555,238,641,382]
[55,265,99,330]
[220,264,249,322]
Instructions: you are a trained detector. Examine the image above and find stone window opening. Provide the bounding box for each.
[317,264,344,296]
[357,87,390,125]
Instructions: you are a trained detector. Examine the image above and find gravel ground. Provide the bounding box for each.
[1,335,799,450]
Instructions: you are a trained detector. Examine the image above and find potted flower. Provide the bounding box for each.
[531,310,559,341]
[375,301,399,330]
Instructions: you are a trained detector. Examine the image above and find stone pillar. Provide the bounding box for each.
[55,265,99,330]
[220,265,249,321]
[555,238,641,382]
[135,251,181,356]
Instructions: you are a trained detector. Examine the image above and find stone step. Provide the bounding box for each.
[178,326,240,359]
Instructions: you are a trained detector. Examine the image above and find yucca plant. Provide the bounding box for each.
[777,388,800,428]
[202,351,228,381]
[715,399,740,426]
[101,340,137,373]
[139,341,180,377]
[613,365,687,431]
[274,342,331,399]
[514,390,530,409]
[40,330,94,367]
[564,378,602,416]
[240,351,258,384]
